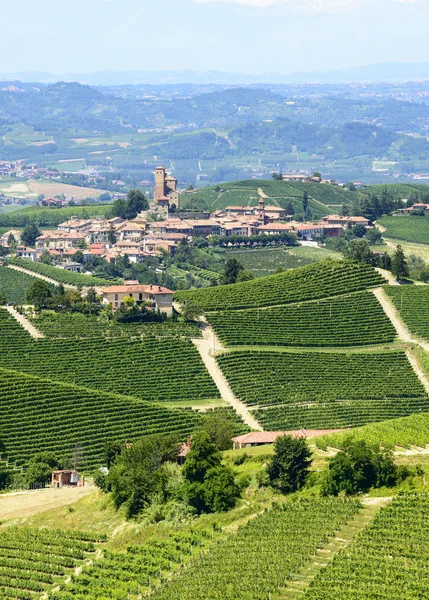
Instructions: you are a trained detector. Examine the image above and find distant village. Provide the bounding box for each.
[1,167,375,271]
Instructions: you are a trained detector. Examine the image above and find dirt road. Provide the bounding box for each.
[8,264,76,290]
[5,306,44,339]
[0,486,93,520]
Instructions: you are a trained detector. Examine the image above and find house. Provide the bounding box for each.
[16,246,37,261]
[0,229,21,246]
[57,217,93,233]
[61,262,83,273]
[232,429,343,449]
[403,203,429,215]
[258,223,295,235]
[51,470,85,488]
[101,280,174,315]
[347,216,371,227]
[41,198,63,208]
[116,221,147,242]
[322,215,349,226]
[294,223,326,240]
[36,231,87,251]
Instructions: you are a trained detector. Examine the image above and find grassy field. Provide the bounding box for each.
[0,178,107,200]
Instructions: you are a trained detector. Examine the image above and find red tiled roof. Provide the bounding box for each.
[232,429,343,444]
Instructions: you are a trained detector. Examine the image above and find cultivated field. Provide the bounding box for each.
[0,178,106,200]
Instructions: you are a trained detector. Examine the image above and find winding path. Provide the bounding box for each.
[5,306,44,339]
[8,264,76,290]
[192,324,262,431]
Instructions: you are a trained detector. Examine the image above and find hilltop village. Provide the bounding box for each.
[0,166,372,268]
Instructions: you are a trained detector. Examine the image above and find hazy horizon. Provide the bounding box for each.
[3,0,429,76]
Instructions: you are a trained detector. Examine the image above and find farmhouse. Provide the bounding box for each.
[16,246,37,261]
[101,280,174,315]
[232,429,343,449]
[51,470,84,488]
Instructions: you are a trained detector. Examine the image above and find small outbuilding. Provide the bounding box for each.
[51,470,85,488]
[232,429,343,449]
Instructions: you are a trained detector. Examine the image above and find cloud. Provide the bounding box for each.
[193,0,420,12]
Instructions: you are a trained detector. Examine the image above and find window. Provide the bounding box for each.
[115,294,118,301]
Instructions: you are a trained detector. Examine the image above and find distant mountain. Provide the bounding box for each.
[2,63,429,85]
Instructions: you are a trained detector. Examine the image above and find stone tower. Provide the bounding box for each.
[154,166,166,201]
[258,197,266,223]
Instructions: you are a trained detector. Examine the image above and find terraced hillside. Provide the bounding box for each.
[0,266,40,304]
[0,366,200,468]
[9,258,122,287]
[217,350,428,430]
[207,291,396,347]
[30,311,201,340]
[385,285,429,341]
[0,527,105,599]
[175,261,386,311]
[304,494,429,600]
[0,310,219,403]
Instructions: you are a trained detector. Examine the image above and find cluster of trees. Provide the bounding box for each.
[262,434,415,497]
[111,189,148,220]
[26,280,101,313]
[220,259,254,285]
[96,411,242,521]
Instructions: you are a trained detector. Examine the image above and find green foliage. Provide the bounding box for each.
[0,204,111,229]
[107,433,181,518]
[0,526,103,598]
[175,260,386,312]
[322,438,399,496]
[10,257,122,287]
[26,279,53,308]
[217,350,428,430]
[207,291,396,347]
[21,222,41,247]
[199,408,237,450]
[391,244,409,280]
[385,285,429,341]
[304,494,429,600]
[150,498,360,600]
[182,431,221,484]
[220,258,244,285]
[267,435,312,494]
[25,452,62,486]
[0,266,40,303]
[112,189,148,220]
[202,465,241,512]
[342,239,373,264]
[378,215,429,244]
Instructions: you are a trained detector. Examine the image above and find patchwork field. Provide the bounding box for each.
[0,178,106,200]
[175,260,386,311]
[217,350,428,430]
[207,291,396,347]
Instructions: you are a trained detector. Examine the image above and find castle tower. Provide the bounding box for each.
[258,197,266,222]
[154,166,166,201]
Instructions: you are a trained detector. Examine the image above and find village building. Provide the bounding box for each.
[0,229,21,246]
[36,231,87,251]
[232,429,343,449]
[153,166,180,214]
[101,280,174,315]
[41,198,64,208]
[16,246,37,261]
[51,470,85,488]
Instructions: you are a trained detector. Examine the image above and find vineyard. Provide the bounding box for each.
[207,291,396,347]
[0,266,39,304]
[304,494,429,600]
[0,310,218,402]
[179,264,221,284]
[385,285,429,341]
[175,261,386,312]
[0,526,105,599]
[30,311,201,340]
[148,499,360,600]
[0,203,111,228]
[0,366,200,468]
[217,350,428,429]
[315,411,429,450]
[50,529,212,600]
[378,215,429,244]
[9,257,122,287]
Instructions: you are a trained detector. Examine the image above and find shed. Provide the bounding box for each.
[51,470,85,488]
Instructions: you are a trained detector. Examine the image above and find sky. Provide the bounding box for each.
[2,0,429,75]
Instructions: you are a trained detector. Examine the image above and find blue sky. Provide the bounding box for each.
[2,0,429,74]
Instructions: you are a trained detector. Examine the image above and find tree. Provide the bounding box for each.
[200,409,236,451]
[75,239,88,250]
[107,226,117,245]
[343,239,372,264]
[302,191,309,213]
[21,222,41,247]
[7,233,17,252]
[391,244,409,280]
[39,250,53,265]
[107,433,181,518]
[267,435,312,494]
[285,202,295,216]
[220,259,244,285]
[340,203,349,216]
[112,189,149,220]
[25,452,62,487]
[312,171,322,180]
[26,280,52,308]
[182,302,203,322]
[182,430,240,514]
[236,269,254,283]
[72,250,85,264]
[86,287,98,304]
[322,438,399,496]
